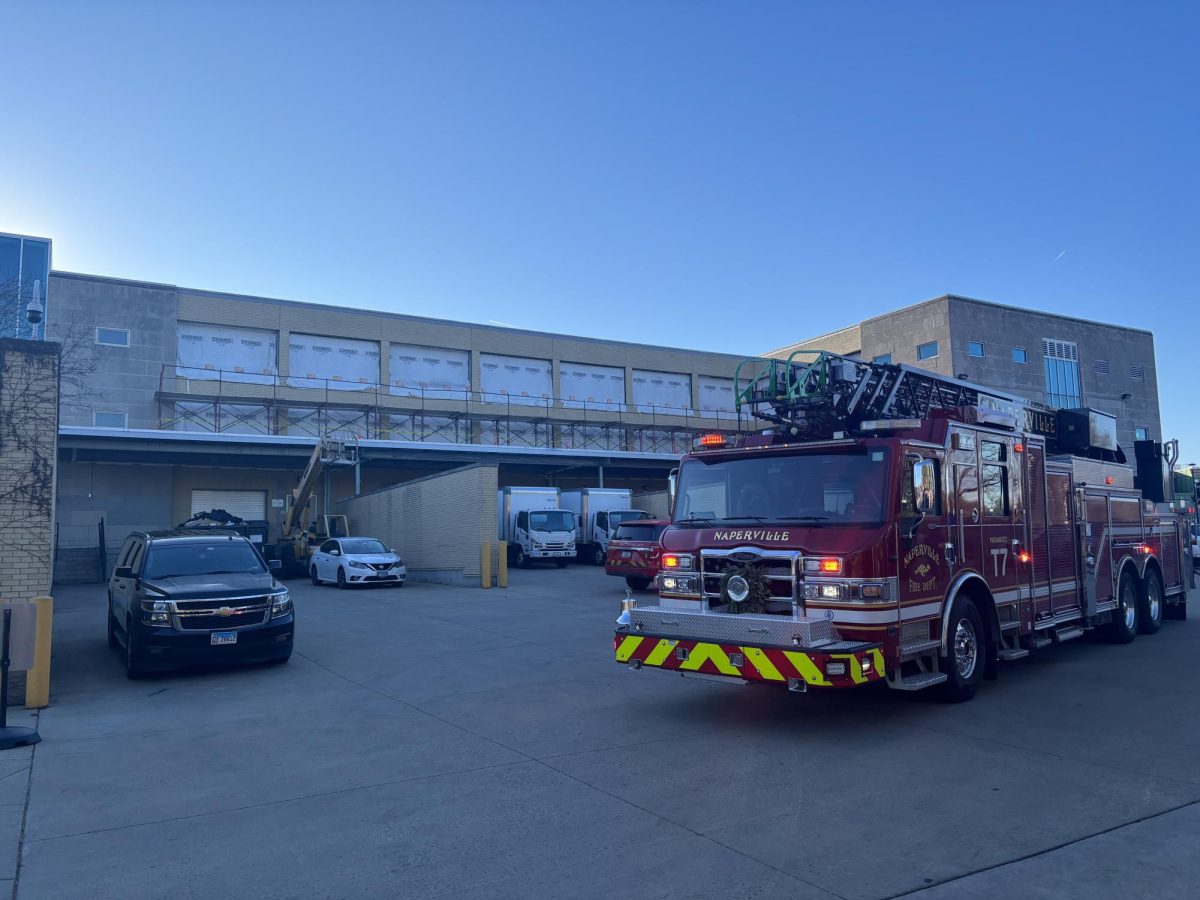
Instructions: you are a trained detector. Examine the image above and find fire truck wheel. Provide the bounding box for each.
[625,576,652,591]
[1137,569,1164,635]
[940,596,985,702]
[1107,570,1139,644]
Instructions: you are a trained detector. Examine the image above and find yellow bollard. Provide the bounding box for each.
[497,541,508,589]
[481,541,492,589]
[26,596,53,709]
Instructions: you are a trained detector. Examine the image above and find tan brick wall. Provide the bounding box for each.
[335,465,499,585]
[0,341,60,602]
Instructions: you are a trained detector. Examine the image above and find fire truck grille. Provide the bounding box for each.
[701,553,798,602]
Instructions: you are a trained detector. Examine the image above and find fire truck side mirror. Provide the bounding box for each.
[668,468,678,517]
[913,459,935,514]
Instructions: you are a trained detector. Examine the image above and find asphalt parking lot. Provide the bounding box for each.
[7,566,1199,899]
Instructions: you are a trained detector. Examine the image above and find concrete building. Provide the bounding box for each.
[769,294,1161,450]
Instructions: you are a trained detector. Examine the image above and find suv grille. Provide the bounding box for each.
[174,598,270,631]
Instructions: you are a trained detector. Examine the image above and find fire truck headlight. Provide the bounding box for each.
[662,576,678,591]
[819,584,843,600]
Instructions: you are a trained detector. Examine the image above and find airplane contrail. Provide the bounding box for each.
[1053,250,1066,263]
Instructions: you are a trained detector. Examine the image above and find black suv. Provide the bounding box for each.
[107,530,294,677]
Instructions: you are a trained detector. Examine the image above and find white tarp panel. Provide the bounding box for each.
[479,420,552,447]
[557,424,625,451]
[389,344,470,399]
[325,408,373,441]
[387,414,468,443]
[632,370,692,415]
[559,362,625,411]
[287,335,379,391]
[697,375,736,419]
[630,429,693,454]
[479,353,551,407]
[191,489,267,521]
[174,401,269,434]
[177,323,277,385]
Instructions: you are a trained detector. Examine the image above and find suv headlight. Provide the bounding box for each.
[348,560,370,570]
[140,598,171,626]
[271,589,292,618]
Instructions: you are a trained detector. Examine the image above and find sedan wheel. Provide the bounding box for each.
[337,568,348,590]
[310,565,321,586]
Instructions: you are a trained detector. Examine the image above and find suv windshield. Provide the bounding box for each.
[340,539,389,555]
[529,511,574,532]
[674,450,890,525]
[608,511,648,531]
[143,541,267,578]
[614,523,667,541]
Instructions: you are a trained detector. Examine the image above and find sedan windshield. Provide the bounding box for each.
[144,542,266,578]
[530,510,574,532]
[674,450,889,525]
[340,539,389,555]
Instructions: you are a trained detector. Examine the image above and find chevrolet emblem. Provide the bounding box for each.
[217,607,234,617]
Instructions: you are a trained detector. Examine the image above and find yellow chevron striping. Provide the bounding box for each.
[644,639,678,667]
[783,651,832,686]
[741,646,785,681]
[868,648,886,677]
[831,653,864,684]
[678,643,741,676]
[615,636,644,662]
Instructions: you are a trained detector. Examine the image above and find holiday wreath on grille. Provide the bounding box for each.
[718,563,771,614]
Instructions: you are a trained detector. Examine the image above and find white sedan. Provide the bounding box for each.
[310,537,407,589]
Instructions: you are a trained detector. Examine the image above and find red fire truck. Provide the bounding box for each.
[614,352,1190,701]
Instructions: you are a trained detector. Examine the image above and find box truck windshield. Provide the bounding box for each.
[530,511,574,532]
[674,450,890,525]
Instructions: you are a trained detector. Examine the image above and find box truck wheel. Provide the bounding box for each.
[515,547,528,568]
[592,545,606,566]
[938,595,985,702]
[555,560,568,568]
[1137,569,1163,634]
[1106,570,1138,643]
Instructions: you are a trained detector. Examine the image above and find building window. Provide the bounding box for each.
[968,341,985,358]
[917,341,939,361]
[95,327,130,347]
[1012,347,1027,364]
[93,411,128,429]
[1135,427,1149,441]
[872,354,892,365]
[1042,339,1082,408]
[1130,365,1145,381]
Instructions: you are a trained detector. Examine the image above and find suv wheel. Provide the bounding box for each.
[337,568,349,590]
[124,617,145,679]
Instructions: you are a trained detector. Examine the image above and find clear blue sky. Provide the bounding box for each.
[3,2,1197,456]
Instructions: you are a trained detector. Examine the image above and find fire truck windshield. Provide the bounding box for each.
[674,450,889,526]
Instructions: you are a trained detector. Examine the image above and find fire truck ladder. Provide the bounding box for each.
[734,351,1032,437]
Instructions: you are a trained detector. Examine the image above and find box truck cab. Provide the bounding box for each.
[498,487,576,568]
[561,488,651,565]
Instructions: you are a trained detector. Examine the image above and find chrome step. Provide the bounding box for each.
[891,671,948,691]
[900,639,941,657]
[998,647,1029,661]
[1053,625,1085,643]
[1000,620,1021,632]
[1023,633,1052,650]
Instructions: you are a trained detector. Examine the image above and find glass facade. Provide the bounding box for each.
[968,341,985,358]
[872,353,892,365]
[1012,348,1027,363]
[917,341,938,360]
[1042,339,1082,408]
[0,233,52,340]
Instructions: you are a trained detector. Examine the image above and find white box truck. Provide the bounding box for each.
[560,488,651,565]
[497,487,577,568]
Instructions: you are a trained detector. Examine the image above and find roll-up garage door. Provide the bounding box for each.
[190,490,268,521]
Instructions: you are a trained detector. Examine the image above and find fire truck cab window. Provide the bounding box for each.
[674,451,889,525]
[982,465,1008,516]
[981,441,1006,462]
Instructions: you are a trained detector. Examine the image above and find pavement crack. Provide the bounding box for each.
[885,796,1200,899]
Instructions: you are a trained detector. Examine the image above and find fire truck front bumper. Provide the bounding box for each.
[613,605,885,689]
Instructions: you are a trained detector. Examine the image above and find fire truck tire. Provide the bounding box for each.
[1107,570,1139,644]
[939,596,985,702]
[625,576,652,591]
[1137,569,1164,635]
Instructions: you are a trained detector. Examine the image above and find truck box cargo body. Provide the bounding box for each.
[561,488,650,565]
[498,487,576,568]
[615,352,1191,702]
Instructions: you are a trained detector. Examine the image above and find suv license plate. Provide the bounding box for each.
[211,631,237,646]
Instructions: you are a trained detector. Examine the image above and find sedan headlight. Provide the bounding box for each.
[271,589,292,618]
[348,560,371,570]
[393,558,405,568]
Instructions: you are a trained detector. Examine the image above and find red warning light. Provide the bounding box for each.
[1105,476,1115,485]
[1018,551,1031,564]
[1014,442,1024,453]
[699,434,726,447]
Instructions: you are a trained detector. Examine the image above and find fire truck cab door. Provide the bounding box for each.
[978,437,1021,601]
